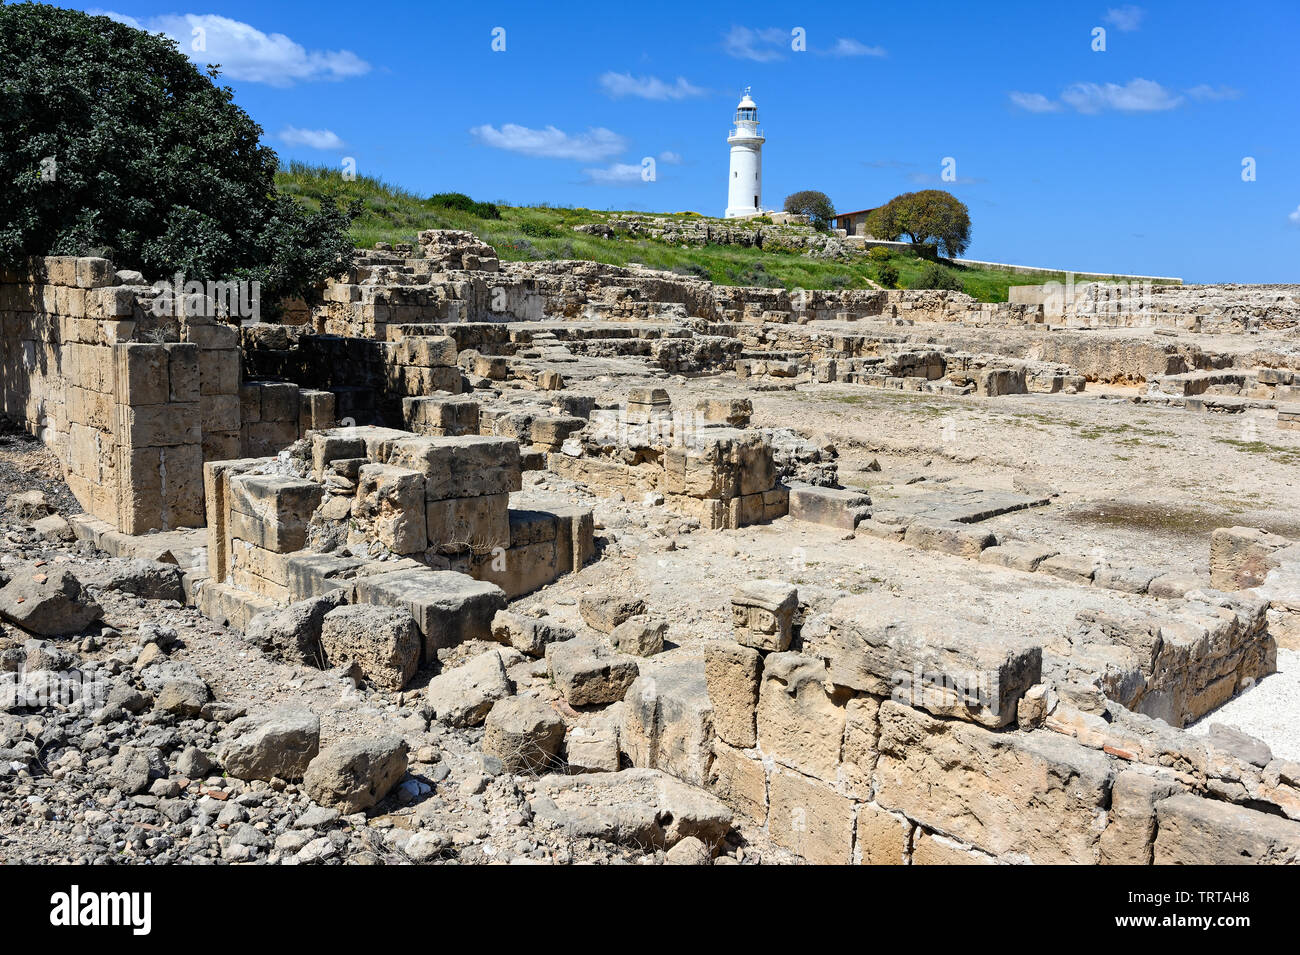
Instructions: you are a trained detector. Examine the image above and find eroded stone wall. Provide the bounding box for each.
[0,256,240,533]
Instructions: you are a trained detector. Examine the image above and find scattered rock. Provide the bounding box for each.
[530,769,732,850]
[482,696,565,773]
[219,708,320,781]
[244,591,347,665]
[320,604,421,691]
[425,649,512,727]
[579,592,646,634]
[547,638,639,706]
[304,735,409,813]
[0,567,102,637]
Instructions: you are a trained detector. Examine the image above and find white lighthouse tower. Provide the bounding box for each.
[724,88,765,218]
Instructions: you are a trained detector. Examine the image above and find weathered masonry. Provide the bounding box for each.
[6,236,1300,865]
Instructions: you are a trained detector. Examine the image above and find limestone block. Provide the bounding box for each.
[298,389,335,432]
[1153,793,1300,864]
[529,415,586,450]
[610,615,666,657]
[1098,769,1183,865]
[469,537,559,600]
[311,432,366,479]
[353,568,505,657]
[757,652,849,779]
[228,474,323,553]
[258,382,300,423]
[875,701,1115,863]
[116,402,200,449]
[824,592,1041,728]
[696,397,752,427]
[351,463,426,555]
[528,769,731,851]
[788,485,871,530]
[425,492,509,554]
[566,706,623,774]
[704,640,762,748]
[547,638,640,706]
[166,343,200,403]
[320,604,421,691]
[978,541,1058,571]
[1039,553,1098,584]
[402,393,479,436]
[550,504,596,574]
[621,653,714,787]
[731,579,797,651]
[482,696,566,774]
[204,457,267,582]
[840,693,882,796]
[400,335,457,367]
[1210,526,1290,590]
[709,740,767,822]
[424,649,511,727]
[491,609,575,657]
[199,348,241,396]
[911,830,997,865]
[579,591,646,633]
[388,435,522,500]
[855,803,911,865]
[1094,564,1158,594]
[903,518,996,558]
[200,393,240,432]
[284,552,371,602]
[114,343,169,405]
[74,256,114,289]
[768,769,855,865]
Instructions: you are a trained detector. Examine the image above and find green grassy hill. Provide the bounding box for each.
[276,162,1163,303]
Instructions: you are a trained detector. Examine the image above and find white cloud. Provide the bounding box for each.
[658,151,683,165]
[583,163,650,184]
[91,11,370,86]
[828,37,886,57]
[1008,91,1062,113]
[279,126,345,150]
[470,124,626,161]
[1103,5,1145,31]
[1060,78,1182,112]
[722,26,789,62]
[1187,84,1242,102]
[1010,78,1182,113]
[1289,205,1300,226]
[599,72,705,100]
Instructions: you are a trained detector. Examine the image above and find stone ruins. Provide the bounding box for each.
[3,230,1300,864]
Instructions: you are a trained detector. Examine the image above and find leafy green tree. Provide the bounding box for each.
[866,190,971,258]
[783,190,836,229]
[0,3,356,309]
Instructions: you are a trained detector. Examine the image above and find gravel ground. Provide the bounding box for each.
[1187,648,1300,763]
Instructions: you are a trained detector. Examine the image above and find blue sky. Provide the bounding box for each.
[75,0,1298,282]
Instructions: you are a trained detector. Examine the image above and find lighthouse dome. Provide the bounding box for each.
[734,89,759,125]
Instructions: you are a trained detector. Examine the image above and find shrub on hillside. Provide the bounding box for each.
[0,4,356,309]
[518,219,562,238]
[876,263,900,288]
[427,192,502,219]
[867,246,892,263]
[910,261,963,291]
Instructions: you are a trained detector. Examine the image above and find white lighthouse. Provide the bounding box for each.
[724,88,765,218]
